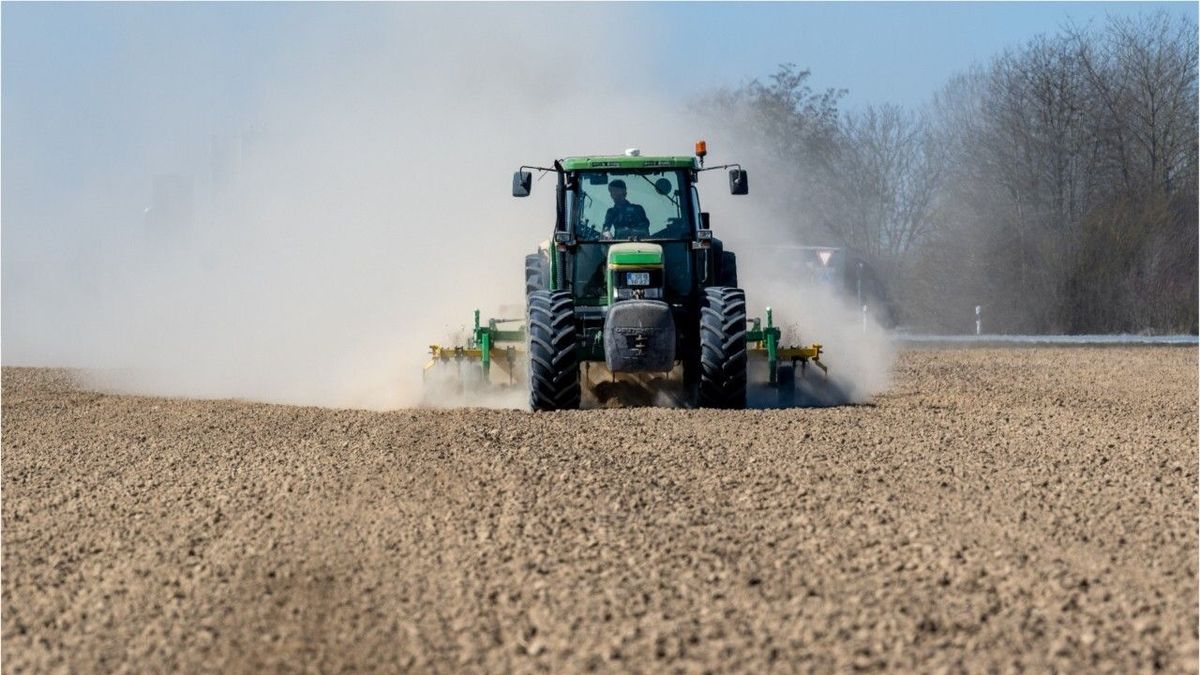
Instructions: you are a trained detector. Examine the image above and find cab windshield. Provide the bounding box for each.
[571,170,691,241]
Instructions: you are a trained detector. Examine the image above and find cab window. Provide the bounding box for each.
[572,170,690,241]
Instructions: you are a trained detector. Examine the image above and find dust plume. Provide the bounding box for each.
[744,274,894,406]
[698,140,896,405]
[2,4,689,409]
[3,4,891,410]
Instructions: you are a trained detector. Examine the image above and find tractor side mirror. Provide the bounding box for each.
[729,169,749,195]
[700,212,711,230]
[512,171,532,197]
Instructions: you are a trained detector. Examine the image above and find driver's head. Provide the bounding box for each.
[608,180,627,203]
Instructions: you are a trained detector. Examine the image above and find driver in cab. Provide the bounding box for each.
[602,180,650,239]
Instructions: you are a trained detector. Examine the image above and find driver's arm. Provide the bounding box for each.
[634,204,649,230]
[602,207,619,236]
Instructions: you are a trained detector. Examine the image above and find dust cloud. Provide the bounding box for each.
[703,144,896,406]
[743,275,894,406]
[2,4,891,410]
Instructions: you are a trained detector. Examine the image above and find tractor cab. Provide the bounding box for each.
[513,147,748,307]
[567,162,695,243]
[565,160,698,307]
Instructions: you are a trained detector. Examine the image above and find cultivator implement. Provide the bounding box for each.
[424,306,826,404]
[424,310,526,386]
[746,307,827,407]
[747,307,827,381]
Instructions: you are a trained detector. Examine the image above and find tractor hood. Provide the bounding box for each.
[607,242,663,268]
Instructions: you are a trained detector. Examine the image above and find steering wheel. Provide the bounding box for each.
[575,220,606,241]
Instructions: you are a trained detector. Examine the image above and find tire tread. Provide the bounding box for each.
[527,290,580,410]
[698,286,748,409]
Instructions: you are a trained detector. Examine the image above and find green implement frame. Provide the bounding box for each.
[425,310,526,384]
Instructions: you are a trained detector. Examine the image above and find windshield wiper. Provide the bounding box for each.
[638,175,680,207]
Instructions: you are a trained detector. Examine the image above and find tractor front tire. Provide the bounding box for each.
[698,287,748,409]
[527,290,580,411]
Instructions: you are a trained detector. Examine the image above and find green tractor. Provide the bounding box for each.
[425,142,825,410]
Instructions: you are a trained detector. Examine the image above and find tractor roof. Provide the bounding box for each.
[560,155,697,171]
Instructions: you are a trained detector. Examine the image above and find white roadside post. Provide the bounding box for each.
[862,304,868,336]
[975,305,982,336]
[856,262,864,308]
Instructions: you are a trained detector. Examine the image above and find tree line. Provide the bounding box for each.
[704,12,1197,334]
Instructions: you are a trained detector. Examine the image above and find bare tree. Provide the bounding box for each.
[698,64,846,243]
[828,105,942,272]
[702,11,1197,334]
[1072,13,1198,195]
[915,12,1196,333]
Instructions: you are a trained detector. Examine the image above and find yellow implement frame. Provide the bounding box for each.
[424,344,525,381]
[750,343,828,375]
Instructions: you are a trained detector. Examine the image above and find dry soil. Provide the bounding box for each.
[2,347,1197,673]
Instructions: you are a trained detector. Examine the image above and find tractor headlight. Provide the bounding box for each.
[643,287,663,299]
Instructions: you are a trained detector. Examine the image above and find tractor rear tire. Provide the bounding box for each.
[525,253,547,296]
[698,287,748,409]
[526,290,580,411]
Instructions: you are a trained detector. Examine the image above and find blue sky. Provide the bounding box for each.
[5,2,1196,114]
[645,2,1197,107]
[3,2,1195,216]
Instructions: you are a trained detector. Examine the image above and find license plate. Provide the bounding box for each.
[626,272,651,286]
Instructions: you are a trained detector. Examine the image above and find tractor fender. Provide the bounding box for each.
[709,238,738,288]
